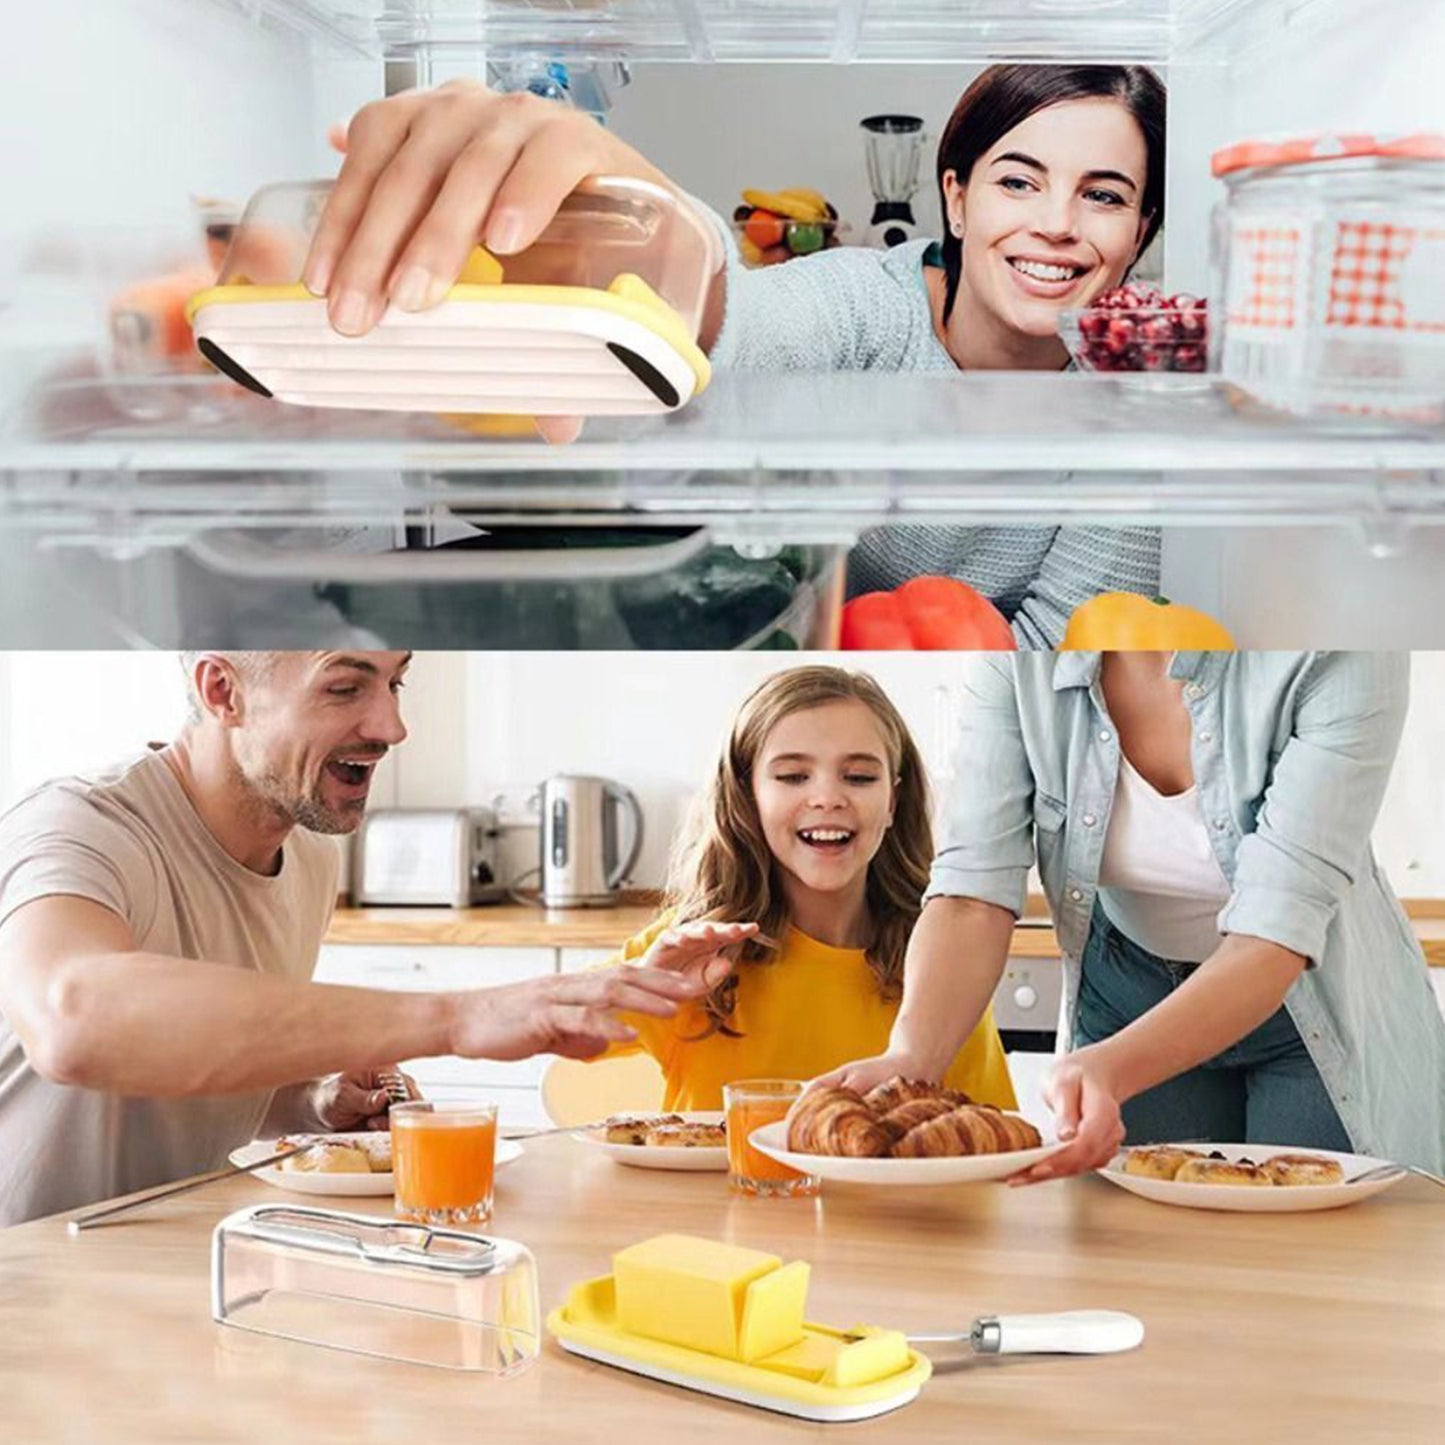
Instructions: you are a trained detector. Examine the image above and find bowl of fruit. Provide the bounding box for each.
[1059,284,1210,376]
[733,187,844,267]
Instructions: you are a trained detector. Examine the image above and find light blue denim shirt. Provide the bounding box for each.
[926,651,1445,1172]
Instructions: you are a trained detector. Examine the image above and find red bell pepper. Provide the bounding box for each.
[840,576,1016,651]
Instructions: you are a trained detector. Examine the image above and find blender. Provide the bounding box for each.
[861,114,926,249]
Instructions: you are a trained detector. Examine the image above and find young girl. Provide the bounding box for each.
[593,665,1014,1111]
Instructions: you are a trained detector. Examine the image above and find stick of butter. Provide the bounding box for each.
[613,1234,810,1363]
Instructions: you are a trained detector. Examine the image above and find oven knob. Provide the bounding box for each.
[1012,984,1038,1010]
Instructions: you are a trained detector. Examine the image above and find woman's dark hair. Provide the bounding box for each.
[936,64,1167,322]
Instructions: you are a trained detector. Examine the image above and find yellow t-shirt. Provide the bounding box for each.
[598,915,1016,1112]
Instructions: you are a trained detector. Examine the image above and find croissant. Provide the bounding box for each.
[786,1087,890,1157]
[863,1076,972,1115]
[878,1096,957,1143]
[891,1105,1042,1158]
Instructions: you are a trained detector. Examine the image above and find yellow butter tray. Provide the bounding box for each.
[547,1274,932,1423]
[187,178,717,417]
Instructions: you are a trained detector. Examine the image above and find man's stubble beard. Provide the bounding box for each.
[236,756,366,837]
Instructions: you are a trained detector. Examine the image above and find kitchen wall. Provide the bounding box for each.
[608,63,975,247]
[3,651,1438,900]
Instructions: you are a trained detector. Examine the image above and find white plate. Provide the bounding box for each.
[1097,1143,1408,1213]
[749,1120,1065,1186]
[230,1133,523,1197]
[573,1111,728,1172]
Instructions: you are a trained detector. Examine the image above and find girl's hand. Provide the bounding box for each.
[639,920,763,992]
[807,1051,934,1098]
[1009,1046,1127,1185]
[304,79,677,338]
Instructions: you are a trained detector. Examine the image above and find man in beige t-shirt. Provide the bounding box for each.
[0,652,747,1226]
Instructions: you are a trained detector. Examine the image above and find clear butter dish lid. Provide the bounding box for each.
[185,177,721,416]
[212,1204,540,1374]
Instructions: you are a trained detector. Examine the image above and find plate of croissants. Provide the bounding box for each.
[748,1078,1064,1186]
[574,1112,729,1171]
[1098,1143,1407,1213]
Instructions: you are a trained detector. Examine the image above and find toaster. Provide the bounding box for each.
[350,809,506,907]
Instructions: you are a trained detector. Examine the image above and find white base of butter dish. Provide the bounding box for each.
[190,291,706,415]
[553,1335,925,1423]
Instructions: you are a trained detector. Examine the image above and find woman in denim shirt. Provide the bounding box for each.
[820,652,1445,1177]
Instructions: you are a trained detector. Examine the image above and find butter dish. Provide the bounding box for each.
[547,1234,931,1421]
[186,176,719,416]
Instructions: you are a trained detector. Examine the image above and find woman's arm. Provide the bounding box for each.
[1010,525,1162,648]
[815,656,1038,1093]
[1017,652,1412,1180]
[1015,935,1307,1182]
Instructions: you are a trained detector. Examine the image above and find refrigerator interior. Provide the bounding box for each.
[1,0,1442,646]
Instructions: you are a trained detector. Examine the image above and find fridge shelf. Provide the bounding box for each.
[6,368,1444,474]
[210,0,1359,64]
[3,371,1443,540]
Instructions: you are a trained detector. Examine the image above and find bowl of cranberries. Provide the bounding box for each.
[1059,284,1210,374]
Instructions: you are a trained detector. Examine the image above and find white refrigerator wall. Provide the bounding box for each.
[1159,0,1445,637]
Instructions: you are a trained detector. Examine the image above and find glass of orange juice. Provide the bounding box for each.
[390,1101,499,1226]
[723,1079,820,1199]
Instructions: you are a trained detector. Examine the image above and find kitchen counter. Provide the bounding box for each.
[325,904,1445,967]
[3,1141,1441,1443]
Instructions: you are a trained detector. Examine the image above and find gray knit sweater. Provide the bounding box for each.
[706,235,1161,649]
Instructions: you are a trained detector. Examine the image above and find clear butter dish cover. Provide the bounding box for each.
[212,1204,540,1373]
[186,177,720,416]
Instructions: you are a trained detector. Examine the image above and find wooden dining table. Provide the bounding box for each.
[2,1135,1441,1444]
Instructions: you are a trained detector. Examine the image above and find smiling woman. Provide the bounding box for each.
[585,665,1014,1112]
[297,65,1169,646]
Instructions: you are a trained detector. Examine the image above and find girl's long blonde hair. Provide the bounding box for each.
[666,666,933,1036]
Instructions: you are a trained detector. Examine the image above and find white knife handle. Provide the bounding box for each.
[975,1310,1144,1355]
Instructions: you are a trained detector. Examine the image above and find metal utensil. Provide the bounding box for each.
[377,1070,410,1106]
[1348,1162,1445,1189]
[67,1144,303,1234]
[905,1310,1145,1355]
[502,1118,618,1141]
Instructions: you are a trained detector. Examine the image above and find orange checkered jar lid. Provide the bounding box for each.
[1212,132,1445,178]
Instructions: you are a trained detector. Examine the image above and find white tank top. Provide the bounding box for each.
[1097,753,1231,963]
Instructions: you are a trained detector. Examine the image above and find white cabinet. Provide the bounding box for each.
[559,948,619,974]
[313,944,558,1127]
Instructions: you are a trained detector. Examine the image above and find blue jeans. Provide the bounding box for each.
[1075,907,1353,1150]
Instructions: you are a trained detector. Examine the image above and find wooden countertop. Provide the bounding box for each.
[5,1141,1441,1442]
[326,904,1445,967]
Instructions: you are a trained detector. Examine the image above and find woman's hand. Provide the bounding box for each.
[303,79,677,338]
[1009,1046,1126,1185]
[639,920,763,992]
[807,1051,934,1098]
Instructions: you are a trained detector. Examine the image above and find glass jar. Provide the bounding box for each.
[1210,132,1445,425]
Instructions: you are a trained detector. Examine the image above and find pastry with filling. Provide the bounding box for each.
[1262,1153,1345,1187]
[1123,1145,1207,1181]
[278,1139,374,1174]
[1174,1157,1273,1186]
[605,1113,683,1145]
[644,1121,726,1149]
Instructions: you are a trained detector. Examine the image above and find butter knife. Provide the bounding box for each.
[906,1310,1145,1354]
[67,1144,303,1234]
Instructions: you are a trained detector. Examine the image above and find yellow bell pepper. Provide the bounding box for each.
[1061,593,1235,651]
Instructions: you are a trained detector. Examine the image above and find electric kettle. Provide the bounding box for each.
[539,775,644,908]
